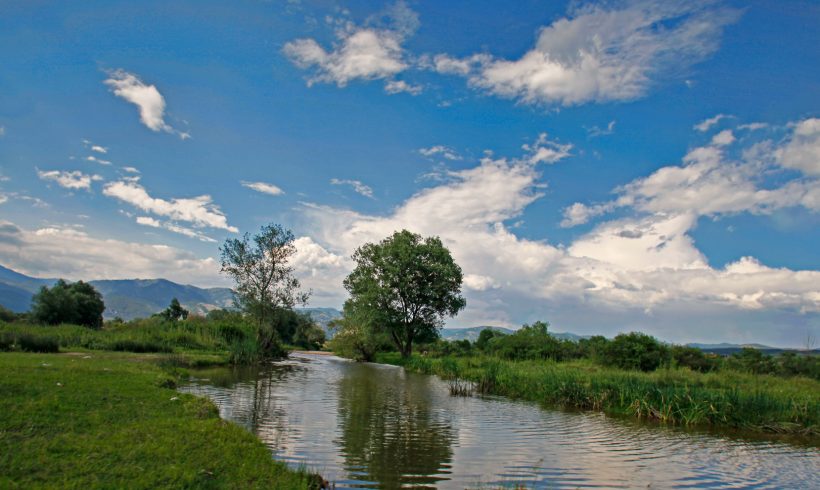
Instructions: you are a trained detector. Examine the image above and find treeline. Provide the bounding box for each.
[365,321,819,380]
[0,280,325,363]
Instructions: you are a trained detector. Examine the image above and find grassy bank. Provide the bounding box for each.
[379,353,820,439]
[0,351,321,489]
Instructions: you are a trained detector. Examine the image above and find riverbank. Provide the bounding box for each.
[378,353,820,440]
[0,351,322,488]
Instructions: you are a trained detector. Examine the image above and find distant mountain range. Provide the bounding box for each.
[440,326,588,342]
[1,264,812,352]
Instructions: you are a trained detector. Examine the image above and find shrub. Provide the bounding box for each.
[17,334,60,353]
[108,339,172,353]
[671,345,718,372]
[600,332,669,371]
[31,280,105,329]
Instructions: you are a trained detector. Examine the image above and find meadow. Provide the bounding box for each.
[0,351,322,489]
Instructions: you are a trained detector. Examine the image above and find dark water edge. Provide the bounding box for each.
[179,353,820,489]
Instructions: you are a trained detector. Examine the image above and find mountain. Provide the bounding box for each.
[298,307,342,335]
[440,326,515,341]
[440,326,589,342]
[0,264,234,319]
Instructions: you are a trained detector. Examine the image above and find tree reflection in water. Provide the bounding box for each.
[336,362,455,488]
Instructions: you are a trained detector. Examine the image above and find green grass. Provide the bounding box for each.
[0,319,254,358]
[379,353,820,439]
[0,351,321,489]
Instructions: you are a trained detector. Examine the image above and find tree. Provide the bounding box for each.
[343,230,466,358]
[159,298,189,322]
[31,279,105,329]
[220,224,310,356]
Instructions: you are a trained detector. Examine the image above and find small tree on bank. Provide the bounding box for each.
[31,279,105,329]
[220,224,309,356]
[342,230,466,358]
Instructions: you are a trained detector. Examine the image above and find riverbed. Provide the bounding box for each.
[179,353,819,489]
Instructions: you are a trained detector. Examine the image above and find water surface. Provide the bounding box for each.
[179,353,819,489]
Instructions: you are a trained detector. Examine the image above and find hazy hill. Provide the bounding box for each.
[440,326,588,342]
[0,264,234,319]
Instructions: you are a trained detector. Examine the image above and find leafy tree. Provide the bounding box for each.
[220,224,309,356]
[159,298,189,322]
[31,279,105,329]
[476,328,503,351]
[600,332,669,371]
[343,230,465,358]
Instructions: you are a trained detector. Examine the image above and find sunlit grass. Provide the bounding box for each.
[0,351,321,488]
[380,353,820,437]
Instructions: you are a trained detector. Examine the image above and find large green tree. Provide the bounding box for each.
[31,279,105,329]
[343,230,465,358]
[220,224,309,355]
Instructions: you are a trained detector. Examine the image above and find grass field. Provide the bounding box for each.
[379,353,820,440]
[0,351,321,489]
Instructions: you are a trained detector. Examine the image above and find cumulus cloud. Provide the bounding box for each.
[86,155,112,165]
[296,126,818,345]
[330,178,375,199]
[242,180,285,196]
[418,145,462,161]
[283,2,417,88]
[777,118,820,176]
[0,220,225,286]
[91,145,108,154]
[37,170,102,191]
[435,2,738,106]
[103,180,237,232]
[562,121,820,227]
[104,70,187,139]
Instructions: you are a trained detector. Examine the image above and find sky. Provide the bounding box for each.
[0,0,818,347]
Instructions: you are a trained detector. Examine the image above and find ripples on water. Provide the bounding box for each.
[179,354,820,489]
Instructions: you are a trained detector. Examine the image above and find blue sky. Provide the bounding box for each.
[1,0,818,346]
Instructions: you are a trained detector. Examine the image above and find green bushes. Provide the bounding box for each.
[0,331,60,353]
[599,332,669,371]
[31,279,105,329]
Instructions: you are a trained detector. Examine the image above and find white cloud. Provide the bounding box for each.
[562,121,820,227]
[586,120,616,137]
[283,2,417,87]
[242,180,285,196]
[122,166,140,174]
[91,145,108,154]
[0,126,5,137]
[104,69,188,139]
[296,127,818,345]
[384,79,422,95]
[777,118,820,176]
[419,145,462,161]
[694,113,732,132]
[86,155,112,165]
[103,180,237,232]
[711,129,735,146]
[330,178,375,199]
[738,122,768,132]
[37,170,102,191]
[438,2,738,106]
[0,220,225,286]
[135,216,217,243]
[522,133,573,164]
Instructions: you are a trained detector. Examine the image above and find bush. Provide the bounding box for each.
[31,280,105,329]
[600,332,669,371]
[726,348,777,375]
[108,339,172,353]
[670,345,718,372]
[17,334,60,353]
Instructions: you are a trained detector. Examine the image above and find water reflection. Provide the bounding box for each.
[180,354,820,489]
[336,363,454,488]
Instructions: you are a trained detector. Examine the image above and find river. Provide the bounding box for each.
[178,353,819,489]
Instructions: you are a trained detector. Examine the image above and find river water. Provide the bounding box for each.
[179,353,819,489]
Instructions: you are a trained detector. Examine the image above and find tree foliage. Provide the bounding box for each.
[31,280,105,329]
[159,298,189,322]
[220,224,310,356]
[343,230,465,358]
